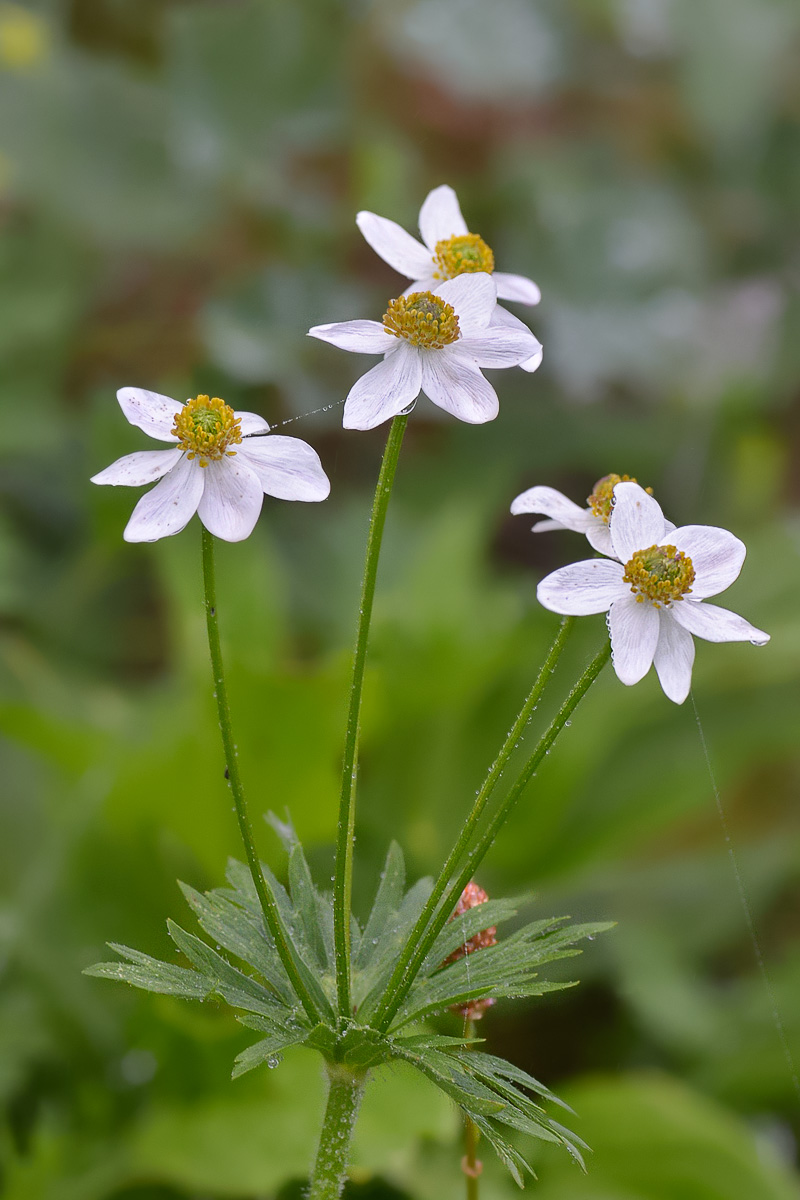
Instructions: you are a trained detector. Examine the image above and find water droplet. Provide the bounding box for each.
[266,1054,283,1069]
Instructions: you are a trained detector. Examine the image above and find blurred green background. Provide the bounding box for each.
[1,0,799,1196]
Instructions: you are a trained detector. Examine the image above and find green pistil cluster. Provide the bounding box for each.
[172,395,242,466]
[623,544,695,607]
[382,291,460,349]
[433,232,495,279]
[588,473,651,524]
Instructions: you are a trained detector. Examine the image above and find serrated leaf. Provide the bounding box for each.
[84,945,210,999]
[354,841,406,970]
[419,896,521,973]
[287,843,330,973]
[231,1027,308,1079]
[354,876,433,1016]
[167,920,286,1017]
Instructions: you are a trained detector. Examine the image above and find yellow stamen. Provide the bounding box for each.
[382,291,460,350]
[433,233,495,280]
[588,474,653,524]
[172,395,242,467]
[623,544,695,607]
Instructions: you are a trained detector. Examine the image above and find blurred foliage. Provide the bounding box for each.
[1,0,799,1197]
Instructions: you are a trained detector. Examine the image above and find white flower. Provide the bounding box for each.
[511,473,670,557]
[356,184,543,373]
[308,274,540,431]
[536,482,769,704]
[91,388,330,543]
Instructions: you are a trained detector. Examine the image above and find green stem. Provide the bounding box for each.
[308,1065,366,1200]
[368,616,575,1030]
[201,527,320,1023]
[334,413,409,1018]
[463,1017,481,1200]
[374,635,611,1032]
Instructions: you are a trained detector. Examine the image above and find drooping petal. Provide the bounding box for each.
[420,351,498,424]
[653,610,695,704]
[116,387,182,442]
[490,305,544,372]
[584,521,615,557]
[91,448,183,487]
[343,344,422,430]
[537,559,627,615]
[308,320,397,355]
[237,436,330,502]
[433,274,496,337]
[197,459,264,542]
[418,185,469,251]
[237,411,270,436]
[510,485,593,531]
[518,346,544,373]
[608,595,660,685]
[666,525,746,599]
[493,272,542,305]
[123,455,204,542]
[610,482,668,563]
[356,211,434,279]
[457,325,541,368]
[671,600,770,645]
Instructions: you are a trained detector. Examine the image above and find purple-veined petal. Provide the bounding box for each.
[237,411,270,436]
[510,485,592,530]
[117,387,182,442]
[610,482,668,563]
[237,436,330,502]
[91,448,183,487]
[671,600,770,645]
[356,211,433,278]
[418,185,469,250]
[343,344,422,430]
[653,610,695,704]
[666,525,746,599]
[493,272,542,305]
[608,595,660,685]
[420,351,498,424]
[197,459,264,542]
[308,320,397,355]
[123,455,204,542]
[537,559,627,615]
[433,274,496,337]
[457,325,541,369]
[585,521,615,557]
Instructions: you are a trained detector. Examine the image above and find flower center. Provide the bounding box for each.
[382,291,460,349]
[433,233,495,280]
[622,544,695,607]
[172,395,242,466]
[587,473,651,524]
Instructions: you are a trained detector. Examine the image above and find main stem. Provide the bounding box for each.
[201,527,319,1023]
[375,636,611,1032]
[308,1065,366,1200]
[463,1018,481,1200]
[334,413,409,1018]
[369,616,574,1030]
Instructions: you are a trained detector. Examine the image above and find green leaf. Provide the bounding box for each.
[231,1028,309,1079]
[166,920,287,1018]
[354,877,433,1016]
[84,944,210,999]
[355,841,406,969]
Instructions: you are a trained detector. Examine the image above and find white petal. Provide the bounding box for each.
[123,455,204,542]
[585,521,615,557]
[490,305,544,372]
[537,559,627,615]
[671,600,770,645]
[420,351,498,424]
[343,344,422,430]
[493,272,542,305]
[356,211,433,279]
[237,436,330,502]
[610,482,668,563]
[308,320,397,355]
[418,185,468,250]
[116,387,182,442]
[666,525,746,599]
[457,325,541,369]
[532,518,564,532]
[197,459,264,542]
[433,274,496,337]
[510,486,592,532]
[608,595,659,685]
[91,448,183,487]
[518,347,544,373]
[237,411,270,436]
[653,611,695,704]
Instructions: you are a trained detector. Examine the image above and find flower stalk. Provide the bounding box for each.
[334,412,409,1018]
[308,1065,367,1200]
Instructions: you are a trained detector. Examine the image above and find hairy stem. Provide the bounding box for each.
[463,1017,481,1200]
[369,616,574,1029]
[201,527,320,1023]
[308,1065,366,1200]
[374,635,611,1032]
[334,413,409,1018]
